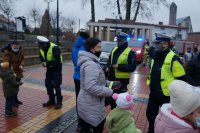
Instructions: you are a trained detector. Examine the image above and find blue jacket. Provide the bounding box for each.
[72,36,86,80]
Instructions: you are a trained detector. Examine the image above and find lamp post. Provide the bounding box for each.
[56,0,59,45]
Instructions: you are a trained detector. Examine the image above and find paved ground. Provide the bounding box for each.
[0,62,150,133]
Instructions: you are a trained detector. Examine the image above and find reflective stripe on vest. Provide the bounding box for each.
[111,47,131,78]
[40,42,63,63]
[146,50,175,96]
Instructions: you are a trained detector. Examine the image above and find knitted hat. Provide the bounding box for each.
[168,80,200,117]
[79,29,89,39]
[112,92,133,110]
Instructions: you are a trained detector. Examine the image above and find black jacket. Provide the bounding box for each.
[106,43,136,81]
[150,48,186,94]
[186,53,200,86]
[39,43,62,73]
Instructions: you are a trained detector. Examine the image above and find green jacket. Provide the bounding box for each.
[0,69,19,97]
[106,107,142,133]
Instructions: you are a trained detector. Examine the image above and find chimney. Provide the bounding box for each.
[169,2,177,25]
[159,22,163,25]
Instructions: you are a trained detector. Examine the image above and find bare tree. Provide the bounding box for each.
[125,0,132,20]
[0,0,14,30]
[36,14,42,27]
[100,0,123,20]
[117,0,122,20]
[132,0,170,21]
[50,10,57,31]
[133,0,141,21]
[0,0,14,9]
[60,16,77,33]
[81,0,95,22]
[30,7,40,31]
[100,0,169,21]
[50,10,62,35]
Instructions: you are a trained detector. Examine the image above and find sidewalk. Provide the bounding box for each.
[0,62,150,133]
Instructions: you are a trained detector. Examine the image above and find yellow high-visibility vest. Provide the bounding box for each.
[147,50,185,96]
[111,47,131,78]
[40,42,63,63]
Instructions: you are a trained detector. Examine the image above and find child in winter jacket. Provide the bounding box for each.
[155,80,200,133]
[0,62,22,117]
[106,92,141,133]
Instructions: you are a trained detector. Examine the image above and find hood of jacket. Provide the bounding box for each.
[1,44,23,54]
[0,69,13,79]
[78,51,99,66]
[155,104,198,133]
[74,36,86,48]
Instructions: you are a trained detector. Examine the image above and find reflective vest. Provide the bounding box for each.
[40,42,63,63]
[111,47,131,78]
[147,50,176,96]
[144,45,150,54]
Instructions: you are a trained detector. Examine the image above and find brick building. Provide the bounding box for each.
[187,32,200,44]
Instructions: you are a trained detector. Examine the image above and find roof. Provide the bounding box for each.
[176,16,190,25]
[89,18,187,29]
[0,15,8,23]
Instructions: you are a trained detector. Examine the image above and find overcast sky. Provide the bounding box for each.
[15,0,200,32]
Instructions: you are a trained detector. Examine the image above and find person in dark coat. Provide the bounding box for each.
[1,41,24,106]
[37,36,63,109]
[105,33,137,109]
[186,45,200,86]
[0,62,22,117]
[146,33,186,133]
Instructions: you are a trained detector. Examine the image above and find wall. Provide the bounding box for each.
[152,27,188,40]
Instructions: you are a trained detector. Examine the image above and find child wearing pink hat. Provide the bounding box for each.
[106,92,141,133]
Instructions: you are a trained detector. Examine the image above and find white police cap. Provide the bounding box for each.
[155,33,171,41]
[37,36,49,43]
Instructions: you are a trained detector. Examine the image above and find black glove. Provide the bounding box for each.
[17,81,23,86]
[107,81,121,90]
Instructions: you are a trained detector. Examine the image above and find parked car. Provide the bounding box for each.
[127,39,145,63]
[99,41,117,68]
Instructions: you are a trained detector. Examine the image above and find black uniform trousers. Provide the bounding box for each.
[146,91,170,133]
[45,68,62,102]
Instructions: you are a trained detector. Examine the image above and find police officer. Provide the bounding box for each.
[146,33,186,133]
[37,36,63,109]
[105,33,137,110]
[143,39,150,66]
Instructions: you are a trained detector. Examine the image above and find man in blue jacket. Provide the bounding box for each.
[72,29,89,131]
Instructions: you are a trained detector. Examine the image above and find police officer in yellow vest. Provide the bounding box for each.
[105,33,137,109]
[37,36,63,109]
[143,39,150,66]
[146,33,186,133]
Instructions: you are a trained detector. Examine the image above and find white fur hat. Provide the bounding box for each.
[112,92,133,110]
[168,80,200,117]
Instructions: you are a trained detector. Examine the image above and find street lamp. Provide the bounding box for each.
[56,0,59,45]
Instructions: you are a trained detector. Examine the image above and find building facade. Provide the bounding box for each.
[87,19,188,42]
[0,15,16,31]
